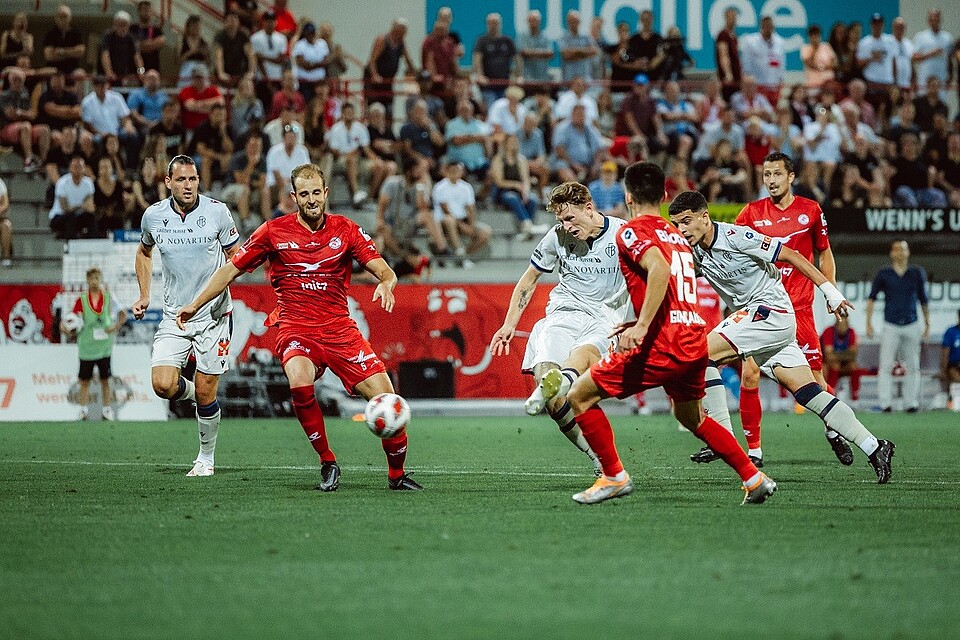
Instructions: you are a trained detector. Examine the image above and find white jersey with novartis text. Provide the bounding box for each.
[530,216,629,323]
[140,195,240,322]
[689,221,793,313]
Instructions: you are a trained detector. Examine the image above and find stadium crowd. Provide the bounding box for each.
[2,2,960,275]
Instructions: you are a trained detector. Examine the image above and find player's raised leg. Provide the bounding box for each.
[355,372,422,491]
[282,353,341,491]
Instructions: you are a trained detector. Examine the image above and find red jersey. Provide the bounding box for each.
[616,215,707,361]
[735,195,830,312]
[232,213,381,331]
[178,85,223,130]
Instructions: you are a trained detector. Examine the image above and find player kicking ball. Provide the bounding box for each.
[133,156,241,477]
[668,190,895,484]
[560,163,775,505]
[490,182,630,477]
[176,164,422,492]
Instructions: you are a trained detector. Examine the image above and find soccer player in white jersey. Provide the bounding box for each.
[490,182,629,476]
[668,191,895,483]
[132,155,241,477]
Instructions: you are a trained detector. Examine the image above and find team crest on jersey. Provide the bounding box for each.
[197,216,206,228]
[605,243,616,258]
[329,236,343,250]
[798,214,809,225]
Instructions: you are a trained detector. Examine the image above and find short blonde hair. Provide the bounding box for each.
[546,181,592,214]
[290,164,326,190]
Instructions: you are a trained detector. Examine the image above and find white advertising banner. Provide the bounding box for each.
[0,344,166,422]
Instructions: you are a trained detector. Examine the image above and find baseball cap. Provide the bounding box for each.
[115,10,132,23]
[601,160,618,172]
[871,13,883,22]
[634,73,649,86]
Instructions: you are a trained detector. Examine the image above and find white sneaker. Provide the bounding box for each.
[0,258,11,267]
[101,406,115,421]
[352,190,368,205]
[78,406,89,421]
[186,459,215,477]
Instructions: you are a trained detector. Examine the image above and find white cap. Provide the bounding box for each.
[115,10,132,23]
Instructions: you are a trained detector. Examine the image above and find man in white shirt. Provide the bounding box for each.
[856,14,898,120]
[250,11,289,112]
[81,75,140,168]
[430,161,491,268]
[323,102,376,206]
[891,18,915,95]
[292,22,329,103]
[553,75,598,124]
[912,9,952,95]
[739,16,786,105]
[487,85,528,142]
[49,155,95,239]
[266,125,311,214]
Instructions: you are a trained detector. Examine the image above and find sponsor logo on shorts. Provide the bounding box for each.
[328,237,342,250]
[283,340,310,355]
[352,350,380,372]
[217,338,230,356]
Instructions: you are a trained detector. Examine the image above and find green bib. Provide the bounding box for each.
[77,291,115,361]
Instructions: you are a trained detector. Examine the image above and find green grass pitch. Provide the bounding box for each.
[1,412,959,639]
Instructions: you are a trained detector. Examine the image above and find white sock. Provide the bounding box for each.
[748,448,763,459]
[795,384,878,455]
[176,377,196,402]
[607,470,628,482]
[196,400,220,463]
[703,365,734,433]
[743,471,763,487]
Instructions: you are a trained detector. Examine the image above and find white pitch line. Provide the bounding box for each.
[2,458,960,485]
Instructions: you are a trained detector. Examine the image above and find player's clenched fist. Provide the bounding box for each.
[132,296,150,320]
[175,305,197,329]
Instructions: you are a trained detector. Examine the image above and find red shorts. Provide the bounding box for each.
[591,350,708,403]
[1,122,45,146]
[276,327,386,392]
[795,309,822,371]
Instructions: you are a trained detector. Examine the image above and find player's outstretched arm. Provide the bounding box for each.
[132,243,154,320]
[779,245,853,316]
[176,261,243,329]
[365,257,397,312]
[615,248,670,352]
[490,266,542,356]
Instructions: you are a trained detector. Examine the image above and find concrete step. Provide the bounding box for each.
[8,202,46,229]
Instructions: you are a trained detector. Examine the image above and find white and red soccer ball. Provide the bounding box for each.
[364,393,410,439]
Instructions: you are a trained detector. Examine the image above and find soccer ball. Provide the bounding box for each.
[62,312,83,334]
[364,393,410,439]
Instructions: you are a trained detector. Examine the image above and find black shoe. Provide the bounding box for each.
[826,434,855,466]
[690,446,720,464]
[882,407,892,413]
[748,454,764,468]
[316,461,340,492]
[388,472,424,491]
[868,440,896,484]
[906,407,919,413]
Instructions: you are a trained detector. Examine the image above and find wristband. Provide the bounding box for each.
[818,281,842,301]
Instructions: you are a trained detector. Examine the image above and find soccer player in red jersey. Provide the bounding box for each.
[176,164,422,492]
[689,151,854,468]
[562,163,776,505]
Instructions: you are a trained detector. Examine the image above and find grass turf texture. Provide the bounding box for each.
[1,413,958,639]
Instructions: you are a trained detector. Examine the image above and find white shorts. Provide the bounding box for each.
[151,314,233,375]
[714,304,807,377]
[521,310,615,374]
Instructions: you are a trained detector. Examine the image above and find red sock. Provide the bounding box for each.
[825,381,835,395]
[290,386,336,463]
[739,386,762,451]
[825,367,840,392]
[576,407,624,477]
[694,416,757,482]
[381,431,408,479]
[850,370,862,401]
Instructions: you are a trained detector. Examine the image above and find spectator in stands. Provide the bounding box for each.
[913,77,949,134]
[771,105,804,160]
[595,90,616,138]
[550,104,603,183]
[0,177,9,266]
[866,240,930,413]
[840,79,877,131]
[133,1,165,74]
[801,24,837,89]
[842,134,886,206]
[695,77,726,129]
[615,74,667,160]
[127,69,168,138]
[740,16,786,104]
[802,105,842,189]
[290,22,328,104]
[49,155,96,240]
[792,160,826,203]
[436,7,465,61]
[365,103,398,199]
[821,316,863,402]
[857,14,897,124]
[656,80,699,161]
[588,16,608,90]
[0,12,33,66]
[99,133,129,184]
[829,162,869,209]
[444,74,485,121]
[940,309,960,403]
[523,86,555,151]
[38,72,82,143]
[935,131,960,206]
[517,112,549,196]
[628,10,663,81]
[222,135,268,232]
[842,21,865,84]
[664,157,695,200]
[364,19,415,117]
[473,13,516,107]
[148,100,186,162]
[178,15,211,88]
[431,161,491,268]
[604,22,636,95]
[697,138,748,203]
[178,65,224,132]
[100,10,144,86]
[744,116,773,189]
[730,75,774,123]
[227,0,259,35]
[271,0,297,40]
[659,26,693,81]
[445,100,491,180]
[488,85,528,143]
[93,156,127,232]
[188,103,233,192]
[45,126,81,202]
[588,160,626,218]
[378,157,439,279]
[828,22,851,82]
[714,7,741,101]
[400,99,445,177]
[890,17,914,100]
[130,156,165,227]
[912,9,952,94]
[516,10,553,88]
[887,102,921,154]
[692,106,744,175]
[837,101,879,154]
[422,17,458,88]
[138,127,168,174]
[214,12,253,90]
[229,75,264,143]
[319,21,362,94]
[489,135,545,240]
[558,10,599,83]
[323,102,378,207]
[889,133,947,207]
[302,90,329,160]
[554,76,598,124]
[268,69,308,123]
[0,68,50,173]
[405,71,448,130]
[250,11,289,113]
[266,124,311,213]
[922,113,950,166]
[787,84,815,128]
[43,5,86,78]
